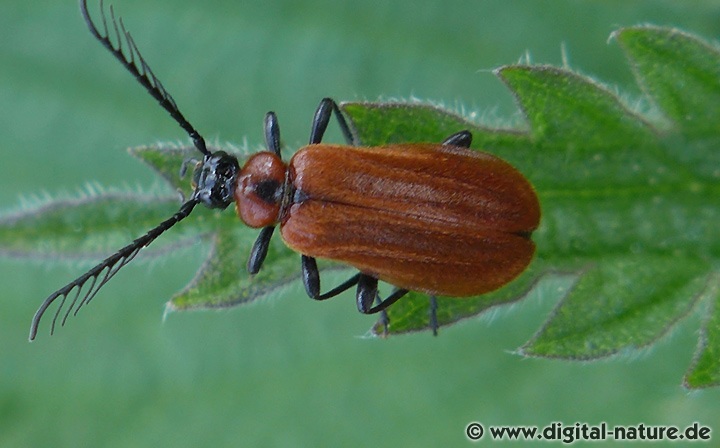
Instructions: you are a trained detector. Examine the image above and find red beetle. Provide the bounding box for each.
[29,0,540,339]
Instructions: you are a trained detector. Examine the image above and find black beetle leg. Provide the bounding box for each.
[442,130,472,148]
[302,255,361,301]
[264,112,282,156]
[309,98,355,145]
[429,295,439,336]
[247,226,276,274]
[356,275,409,314]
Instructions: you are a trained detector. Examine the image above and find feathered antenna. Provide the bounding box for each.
[80,0,209,156]
[29,0,214,340]
[29,200,199,340]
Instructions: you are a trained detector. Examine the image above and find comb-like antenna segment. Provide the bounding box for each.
[80,0,209,156]
[29,200,199,340]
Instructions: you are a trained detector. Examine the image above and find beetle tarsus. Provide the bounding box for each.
[442,130,473,148]
[429,295,439,336]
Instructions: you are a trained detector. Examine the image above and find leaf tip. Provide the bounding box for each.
[607,29,621,45]
[607,26,644,47]
[492,64,520,83]
[162,301,178,321]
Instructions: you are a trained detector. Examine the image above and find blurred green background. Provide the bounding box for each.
[1,0,718,446]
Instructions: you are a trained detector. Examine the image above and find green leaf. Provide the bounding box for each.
[615,26,720,142]
[521,256,709,359]
[3,25,718,388]
[344,26,719,388]
[129,144,197,198]
[167,227,295,310]
[685,278,720,389]
[0,191,188,259]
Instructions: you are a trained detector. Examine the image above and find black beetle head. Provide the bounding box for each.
[191,151,240,209]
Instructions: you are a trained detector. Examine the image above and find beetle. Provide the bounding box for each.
[29,0,540,340]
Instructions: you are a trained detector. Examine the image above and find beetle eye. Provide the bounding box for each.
[218,159,235,177]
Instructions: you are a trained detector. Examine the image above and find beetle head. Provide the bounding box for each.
[191,151,240,209]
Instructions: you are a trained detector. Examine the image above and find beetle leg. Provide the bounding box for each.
[301,255,321,297]
[309,98,354,145]
[357,277,409,314]
[301,258,408,316]
[442,130,473,148]
[356,274,379,313]
[264,112,282,157]
[247,226,276,274]
[429,295,439,336]
[301,255,361,300]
